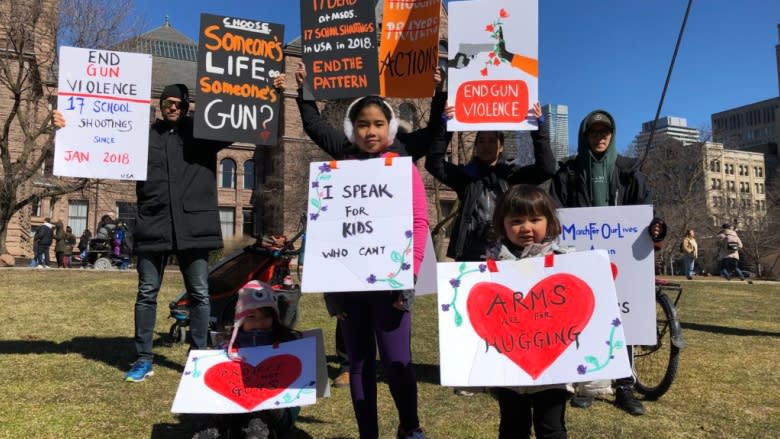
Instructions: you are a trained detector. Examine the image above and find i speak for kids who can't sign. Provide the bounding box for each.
[54,46,152,181]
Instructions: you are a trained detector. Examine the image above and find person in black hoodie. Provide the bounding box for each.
[550,109,667,416]
[425,103,556,262]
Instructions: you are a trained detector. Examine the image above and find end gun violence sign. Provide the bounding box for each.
[301,157,413,293]
[447,0,539,131]
[54,46,152,180]
[194,14,285,146]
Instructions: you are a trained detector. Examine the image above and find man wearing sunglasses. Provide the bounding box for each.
[549,110,667,416]
[124,83,232,382]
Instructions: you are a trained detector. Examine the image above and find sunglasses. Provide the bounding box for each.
[161,99,183,110]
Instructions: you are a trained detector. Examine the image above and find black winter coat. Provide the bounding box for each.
[426,129,556,261]
[133,117,230,252]
[550,155,652,208]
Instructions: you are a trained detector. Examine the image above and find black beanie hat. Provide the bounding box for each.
[160,83,189,113]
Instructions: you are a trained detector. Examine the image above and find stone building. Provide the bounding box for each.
[5,2,459,260]
[703,142,767,229]
[0,0,60,259]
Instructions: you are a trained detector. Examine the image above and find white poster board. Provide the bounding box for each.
[557,205,656,345]
[301,157,413,293]
[414,233,438,296]
[171,337,317,414]
[447,0,538,131]
[437,251,630,386]
[54,46,152,180]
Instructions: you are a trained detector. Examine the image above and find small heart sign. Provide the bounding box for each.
[466,274,595,379]
[204,354,301,410]
[259,130,271,142]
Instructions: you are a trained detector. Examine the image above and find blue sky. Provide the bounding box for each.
[133,0,780,152]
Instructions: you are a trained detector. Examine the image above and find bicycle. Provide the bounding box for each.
[632,279,687,399]
[633,279,685,400]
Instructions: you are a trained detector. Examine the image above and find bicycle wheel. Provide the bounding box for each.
[634,292,682,399]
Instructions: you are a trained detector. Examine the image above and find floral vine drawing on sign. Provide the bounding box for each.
[366,230,413,289]
[309,162,335,221]
[441,262,488,327]
[577,318,625,375]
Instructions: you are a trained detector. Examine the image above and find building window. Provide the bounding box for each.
[243,160,256,190]
[219,207,235,238]
[399,102,419,133]
[242,208,254,236]
[31,198,42,217]
[116,202,137,226]
[710,160,720,172]
[220,158,236,189]
[68,200,89,237]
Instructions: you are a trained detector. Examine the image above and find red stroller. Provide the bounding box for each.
[167,221,304,344]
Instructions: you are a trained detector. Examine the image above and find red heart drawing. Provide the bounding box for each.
[204,354,302,410]
[610,262,618,280]
[259,130,271,142]
[466,274,595,379]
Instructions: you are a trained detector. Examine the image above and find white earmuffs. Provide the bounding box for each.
[343,96,399,145]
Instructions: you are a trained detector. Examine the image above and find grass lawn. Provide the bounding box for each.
[0,269,778,438]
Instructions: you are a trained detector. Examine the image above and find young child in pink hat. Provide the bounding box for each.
[194,280,301,439]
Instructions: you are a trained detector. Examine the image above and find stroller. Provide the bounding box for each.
[168,220,305,344]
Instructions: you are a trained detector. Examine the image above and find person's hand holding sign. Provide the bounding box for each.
[52,110,66,129]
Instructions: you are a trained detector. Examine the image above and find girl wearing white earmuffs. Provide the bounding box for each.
[276,62,431,439]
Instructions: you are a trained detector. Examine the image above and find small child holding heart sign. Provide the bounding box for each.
[193,280,301,439]
[485,184,573,439]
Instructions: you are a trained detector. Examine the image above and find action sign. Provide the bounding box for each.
[171,337,317,414]
[301,157,413,293]
[54,46,152,180]
[379,0,441,98]
[447,0,539,131]
[557,205,656,345]
[194,14,284,146]
[300,0,379,100]
[437,251,631,387]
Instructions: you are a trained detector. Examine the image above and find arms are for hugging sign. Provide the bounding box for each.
[301,157,413,293]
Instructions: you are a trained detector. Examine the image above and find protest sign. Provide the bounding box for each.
[379,0,441,97]
[171,337,317,414]
[447,0,538,131]
[300,0,379,100]
[54,46,152,180]
[557,205,656,345]
[414,233,438,296]
[438,251,630,387]
[194,13,284,146]
[301,157,413,293]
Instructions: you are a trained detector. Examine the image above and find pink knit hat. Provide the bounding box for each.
[227,280,278,360]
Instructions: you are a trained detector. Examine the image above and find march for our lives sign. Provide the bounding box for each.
[54,46,152,180]
[557,205,656,345]
[301,157,413,293]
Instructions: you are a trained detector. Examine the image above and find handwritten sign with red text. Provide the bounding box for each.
[54,46,152,180]
[437,251,630,386]
[379,0,441,97]
[300,0,379,100]
[194,14,284,145]
[447,0,538,131]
